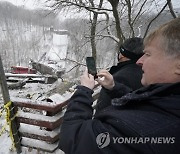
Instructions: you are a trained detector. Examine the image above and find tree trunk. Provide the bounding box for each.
[90,0,103,61]
[108,0,125,46]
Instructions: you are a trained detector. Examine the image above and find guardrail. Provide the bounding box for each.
[11,97,67,152]
[11,87,100,153]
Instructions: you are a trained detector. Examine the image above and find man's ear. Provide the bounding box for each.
[118,53,124,61]
[175,60,180,75]
[118,55,127,61]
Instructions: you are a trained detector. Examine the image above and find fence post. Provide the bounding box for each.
[0,55,22,153]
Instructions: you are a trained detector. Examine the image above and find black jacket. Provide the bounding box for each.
[59,82,180,154]
[96,60,142,112]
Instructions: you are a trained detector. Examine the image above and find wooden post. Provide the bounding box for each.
[0,55,21,153]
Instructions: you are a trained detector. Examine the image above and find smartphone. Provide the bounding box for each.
[86,57,97,78]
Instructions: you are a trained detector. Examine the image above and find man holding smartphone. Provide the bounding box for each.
[95,37,144,112]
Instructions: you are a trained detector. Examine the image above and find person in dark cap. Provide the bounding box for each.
[95,37,144,112]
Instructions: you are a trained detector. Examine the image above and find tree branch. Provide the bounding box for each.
[167,0,177,18]
[143,1,168,38]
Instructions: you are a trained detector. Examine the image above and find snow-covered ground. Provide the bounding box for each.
[0,79,74,154]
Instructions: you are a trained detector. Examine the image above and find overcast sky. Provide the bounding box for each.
[1,0,48,9]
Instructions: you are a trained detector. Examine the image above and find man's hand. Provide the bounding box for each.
[97,70,115,90]
[80,69,95,90]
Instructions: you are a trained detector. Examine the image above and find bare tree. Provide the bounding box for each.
[46,0,177,56]
[89,0,103,60]
[1,0,178,73]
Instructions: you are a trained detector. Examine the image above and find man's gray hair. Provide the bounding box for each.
[144,17,180,58]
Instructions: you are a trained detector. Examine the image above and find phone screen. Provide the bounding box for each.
[86,57,97,78]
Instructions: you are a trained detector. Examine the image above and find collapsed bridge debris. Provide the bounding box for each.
[30,60,65,78]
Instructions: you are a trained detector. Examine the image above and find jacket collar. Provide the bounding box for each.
[109,60,136,74]
[117,60,136,68]
[111,82,180,107]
